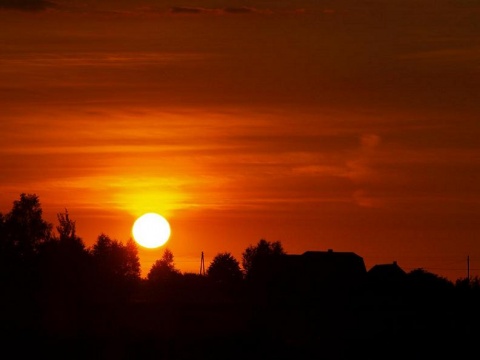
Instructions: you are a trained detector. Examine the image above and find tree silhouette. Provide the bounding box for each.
[124,237,141,281]
[0,212,6,248]
[0,211,14,274]
[92,233,141,279]
[455,276,480,309]
[0,194,55,336]
[48,209,88,255]
[0,193,53,298]
[147,248,180,283]
[56,209,77,241]
[2,193,53,259]
[242,239,285,280]
[35,210,92,317]
[91,233,141,300]
[207,252,243,284]
[400,268,455,310]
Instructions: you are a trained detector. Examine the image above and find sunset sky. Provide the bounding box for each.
[1,0,479,281]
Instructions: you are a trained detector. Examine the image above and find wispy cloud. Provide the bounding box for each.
[166,6,280,16]
[0,0,58,12]
[0,52,206,68]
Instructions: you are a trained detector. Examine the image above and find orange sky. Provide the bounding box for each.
[1,1,479,281]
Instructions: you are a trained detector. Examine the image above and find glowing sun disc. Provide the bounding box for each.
[132,213,171,249]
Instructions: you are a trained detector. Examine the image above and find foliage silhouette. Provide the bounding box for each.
[0,193,54,303]
[124,237,142,280]
[38,210,89,280]
[2,193,52,259]
[242,238,285,281]
[147,248,181,283]
[56,209,79,242]
[91,233,141,301]
[207,252,243,284]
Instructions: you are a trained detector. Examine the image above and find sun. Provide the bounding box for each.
[132,212,171,249]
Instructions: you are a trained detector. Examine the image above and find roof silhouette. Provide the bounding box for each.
[284,249,367,282]
[254,249,367,301]
[368,261,406,282]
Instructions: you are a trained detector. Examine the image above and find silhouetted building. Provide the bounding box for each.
[368,261,406,283]
[256,249,367,303]
[281,249,366,285]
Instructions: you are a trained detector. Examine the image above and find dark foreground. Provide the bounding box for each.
[2,294,479,360]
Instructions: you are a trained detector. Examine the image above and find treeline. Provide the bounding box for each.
[1,193,480,303]
[0,193,286,302]
[1,193,480,359]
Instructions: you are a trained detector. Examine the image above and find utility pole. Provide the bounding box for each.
[200,251,205,276]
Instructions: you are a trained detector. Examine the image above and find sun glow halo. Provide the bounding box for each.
[132,213,171,249]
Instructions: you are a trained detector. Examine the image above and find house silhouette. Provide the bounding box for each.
[255,249,367,304]
[368,261,406,283]
[281,249,367,286]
